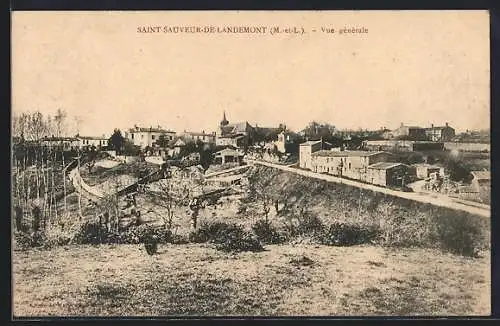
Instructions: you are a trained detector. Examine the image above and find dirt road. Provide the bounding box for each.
[245,159,490,218]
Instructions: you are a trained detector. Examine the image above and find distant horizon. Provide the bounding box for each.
[11,107,490,139]
[12,11,490,138]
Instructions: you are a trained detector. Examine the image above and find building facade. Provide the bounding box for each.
[215,111,255,149]
[470,171,490,192]
[414,163,442,179]
[299,140,323,170]
[213,148,244,164]
[310,150,393,181]
[125,125,176,148]
[366,162,410,187]
[425,123,455,142]
[391,123,427,140]
[363,140,444,152]
[41,137,80,150]
[181,131,216,144]
[76,135,108,149]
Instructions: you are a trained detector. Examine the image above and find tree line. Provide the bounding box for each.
[12,109,82,234]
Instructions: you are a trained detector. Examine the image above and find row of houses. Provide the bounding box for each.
[299,140,411,187]
[17,135,109,151]
[362,139,490,153]
[124,125,217,149]
[382,122,456,142]
[362,140,445,152]
[123,111,296,157]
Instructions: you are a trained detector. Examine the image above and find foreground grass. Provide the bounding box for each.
[13,244,489,317]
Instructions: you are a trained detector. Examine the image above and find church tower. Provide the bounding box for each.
[220,110,229,127]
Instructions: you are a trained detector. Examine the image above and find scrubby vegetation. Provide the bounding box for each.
[244,166,490,257]
[189,222,264,253]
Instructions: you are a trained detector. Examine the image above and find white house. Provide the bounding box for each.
[124,125,176,148]
[299,140,323,170]
[181,130,216,144]
[76,135,108,149]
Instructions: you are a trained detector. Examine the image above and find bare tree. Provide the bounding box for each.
[54,108,67,137]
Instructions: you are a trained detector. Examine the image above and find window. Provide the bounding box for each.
[131,134,134,139]
[348,163,351,170]
[152,135,155,140]
[141,134,144,139]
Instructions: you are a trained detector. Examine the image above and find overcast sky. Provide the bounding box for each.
[12,11,490,137]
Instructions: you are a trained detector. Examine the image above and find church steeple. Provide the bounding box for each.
[220,110,229,126]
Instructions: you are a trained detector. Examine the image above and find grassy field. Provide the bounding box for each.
[13,243,489,317]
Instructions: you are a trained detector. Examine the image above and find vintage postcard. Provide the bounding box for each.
[11,10,491,317]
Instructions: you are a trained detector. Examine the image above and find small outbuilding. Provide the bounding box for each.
[414,163,442,179]
[367,162,410,187]
[213,148,244,165]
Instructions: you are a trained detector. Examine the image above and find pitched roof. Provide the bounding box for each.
[426,125,454,130]
[129,126,175,133]
[300,140,322,146]
[412,163,441,169]
[368,162,406,170]
[230,122,253,133]
[218,133,246,139]
[183,131,216,137]
[471,171,490,181]
[398,126,423,130]
[220,121,253,135]
[214,148,244,156]
[77,136,108,140]
[312,150,388,157]
[43,136,79,141]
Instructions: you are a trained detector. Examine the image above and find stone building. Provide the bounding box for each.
[310,150,393,181]
[125,125,176,149]
[366,162,410,187]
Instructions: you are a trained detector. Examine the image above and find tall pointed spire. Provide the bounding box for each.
[220,110,229,126]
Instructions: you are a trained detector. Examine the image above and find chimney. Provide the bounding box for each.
[400,122,404,127]
[445,122,449,127]
[431,124,434,128]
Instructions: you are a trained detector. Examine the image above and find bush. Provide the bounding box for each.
[252,219,285,244]
[321,222,380,246]
[431,211,484,257]
[170,233,190,245]
[14,231,48,250]
[119,224,172,244]
[74,221,172,245]
[189,222,264,253]
[214,228,264,253]
[283,212,325,238]
[74,221,111,245]
[188,222,238,243]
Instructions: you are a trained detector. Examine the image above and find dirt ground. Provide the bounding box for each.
[12,244,489,317]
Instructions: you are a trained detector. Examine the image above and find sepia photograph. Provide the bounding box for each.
[11,10,491,317]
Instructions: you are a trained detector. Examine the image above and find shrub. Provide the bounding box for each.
[378,212,430,248]
[252,219,285,244]
[214,228,264,253]
[74,221,111,245]
[188,222,238,243]
[283,212,325,238]
[431,211,484,257]
[189,222,264,253]
[14,231,48,250]
[321,222,380,246]
[144,242,158,255]
[74,221,172,245]
[297,213,325,236]
[170,233,190,245]
[119,224,172,244]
